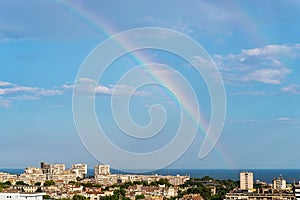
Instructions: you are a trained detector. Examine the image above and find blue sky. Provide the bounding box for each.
[1,0,300,170]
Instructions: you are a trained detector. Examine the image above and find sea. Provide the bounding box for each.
[1,168,300,183]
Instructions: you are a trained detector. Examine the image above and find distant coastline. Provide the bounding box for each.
[2,168,300,183]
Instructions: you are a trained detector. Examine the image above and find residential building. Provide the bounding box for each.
[273,175,286,190]
[240,171,254,190]
[50,169,77,184]
[20,167,46,185]
[13,185,40,193]
[84,188,103,200]
[40,162,51,175]
[51,164,65,175]
[94,165,110,177]
[71,164,87,179]
[294,182,300,200]
[225,192,294,200]
[181,194,203,200]
[0,172,17,184]
[24,168,43,175]
[18,173,46,185]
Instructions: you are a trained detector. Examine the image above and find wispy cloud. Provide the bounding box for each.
[0,85,62,96]
[230,84,300,96]
[230,118,300,125]
[277,117,291,121]
[0,80,64,108]
[230,90,268,96]
[281,84,300,94]
[0,98,11,108]
[241,44,300,57]
[215,43,300,85]
[0,81,13,87]
[73,78,150,96]
[276,117,300,125]
[240,68,291,85]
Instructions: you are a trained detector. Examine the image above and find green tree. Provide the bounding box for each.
[4,181,12,186]
[157,178,172,187]
[72,195,87,200]
[44,180,55,186]
[135,194,145,200]
[186,185,211,200]
[201,176,215,181]
[43,195,51,199]
[100,195,119,200]
[35,182,41,186]
[113,189,126,198]
[35,187,42,192]
[16,181,28,186]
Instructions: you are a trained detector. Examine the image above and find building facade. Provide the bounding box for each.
[240,172,254,190]
[94,165,110,177]
[71,164,87,179]
[294,182,300,200]
[273,176,286,190]
[225,192,295,200]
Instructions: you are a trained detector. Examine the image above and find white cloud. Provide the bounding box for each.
[241,44,299,57]
[0,99,11,108]
[0,85,62,96]
[278,117,291,121]
[241,68,291,85]
[0,80,64,108]
[38,89,62,96]
[74,78,149,96]
[61,84,74,90]
[276,117,300,125]
[281,84,300,94]
[0,81,13,87]
[215,43,300,85]
[192,56,216,70]
[230,90,268,96]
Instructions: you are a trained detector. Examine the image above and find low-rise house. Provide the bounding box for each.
[84,188,104,200]
[0,172,18,184]
[13,185,39,193]
[180,194,203,200]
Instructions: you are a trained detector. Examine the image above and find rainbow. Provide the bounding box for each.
[53,0,235,169]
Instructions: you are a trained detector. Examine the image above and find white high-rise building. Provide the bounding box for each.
[24,167,43,174]
[273,175,286,190]
[51,164,65,175]
[240,171,253,190]
[94,164,110,177]
[72,164,88,179]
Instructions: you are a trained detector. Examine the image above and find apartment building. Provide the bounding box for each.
[71,164,87,179]
[240,171,254,190]
[273,175,287,190]
[94,165,110,178]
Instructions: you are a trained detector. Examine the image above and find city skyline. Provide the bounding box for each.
[1,1,300,169]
